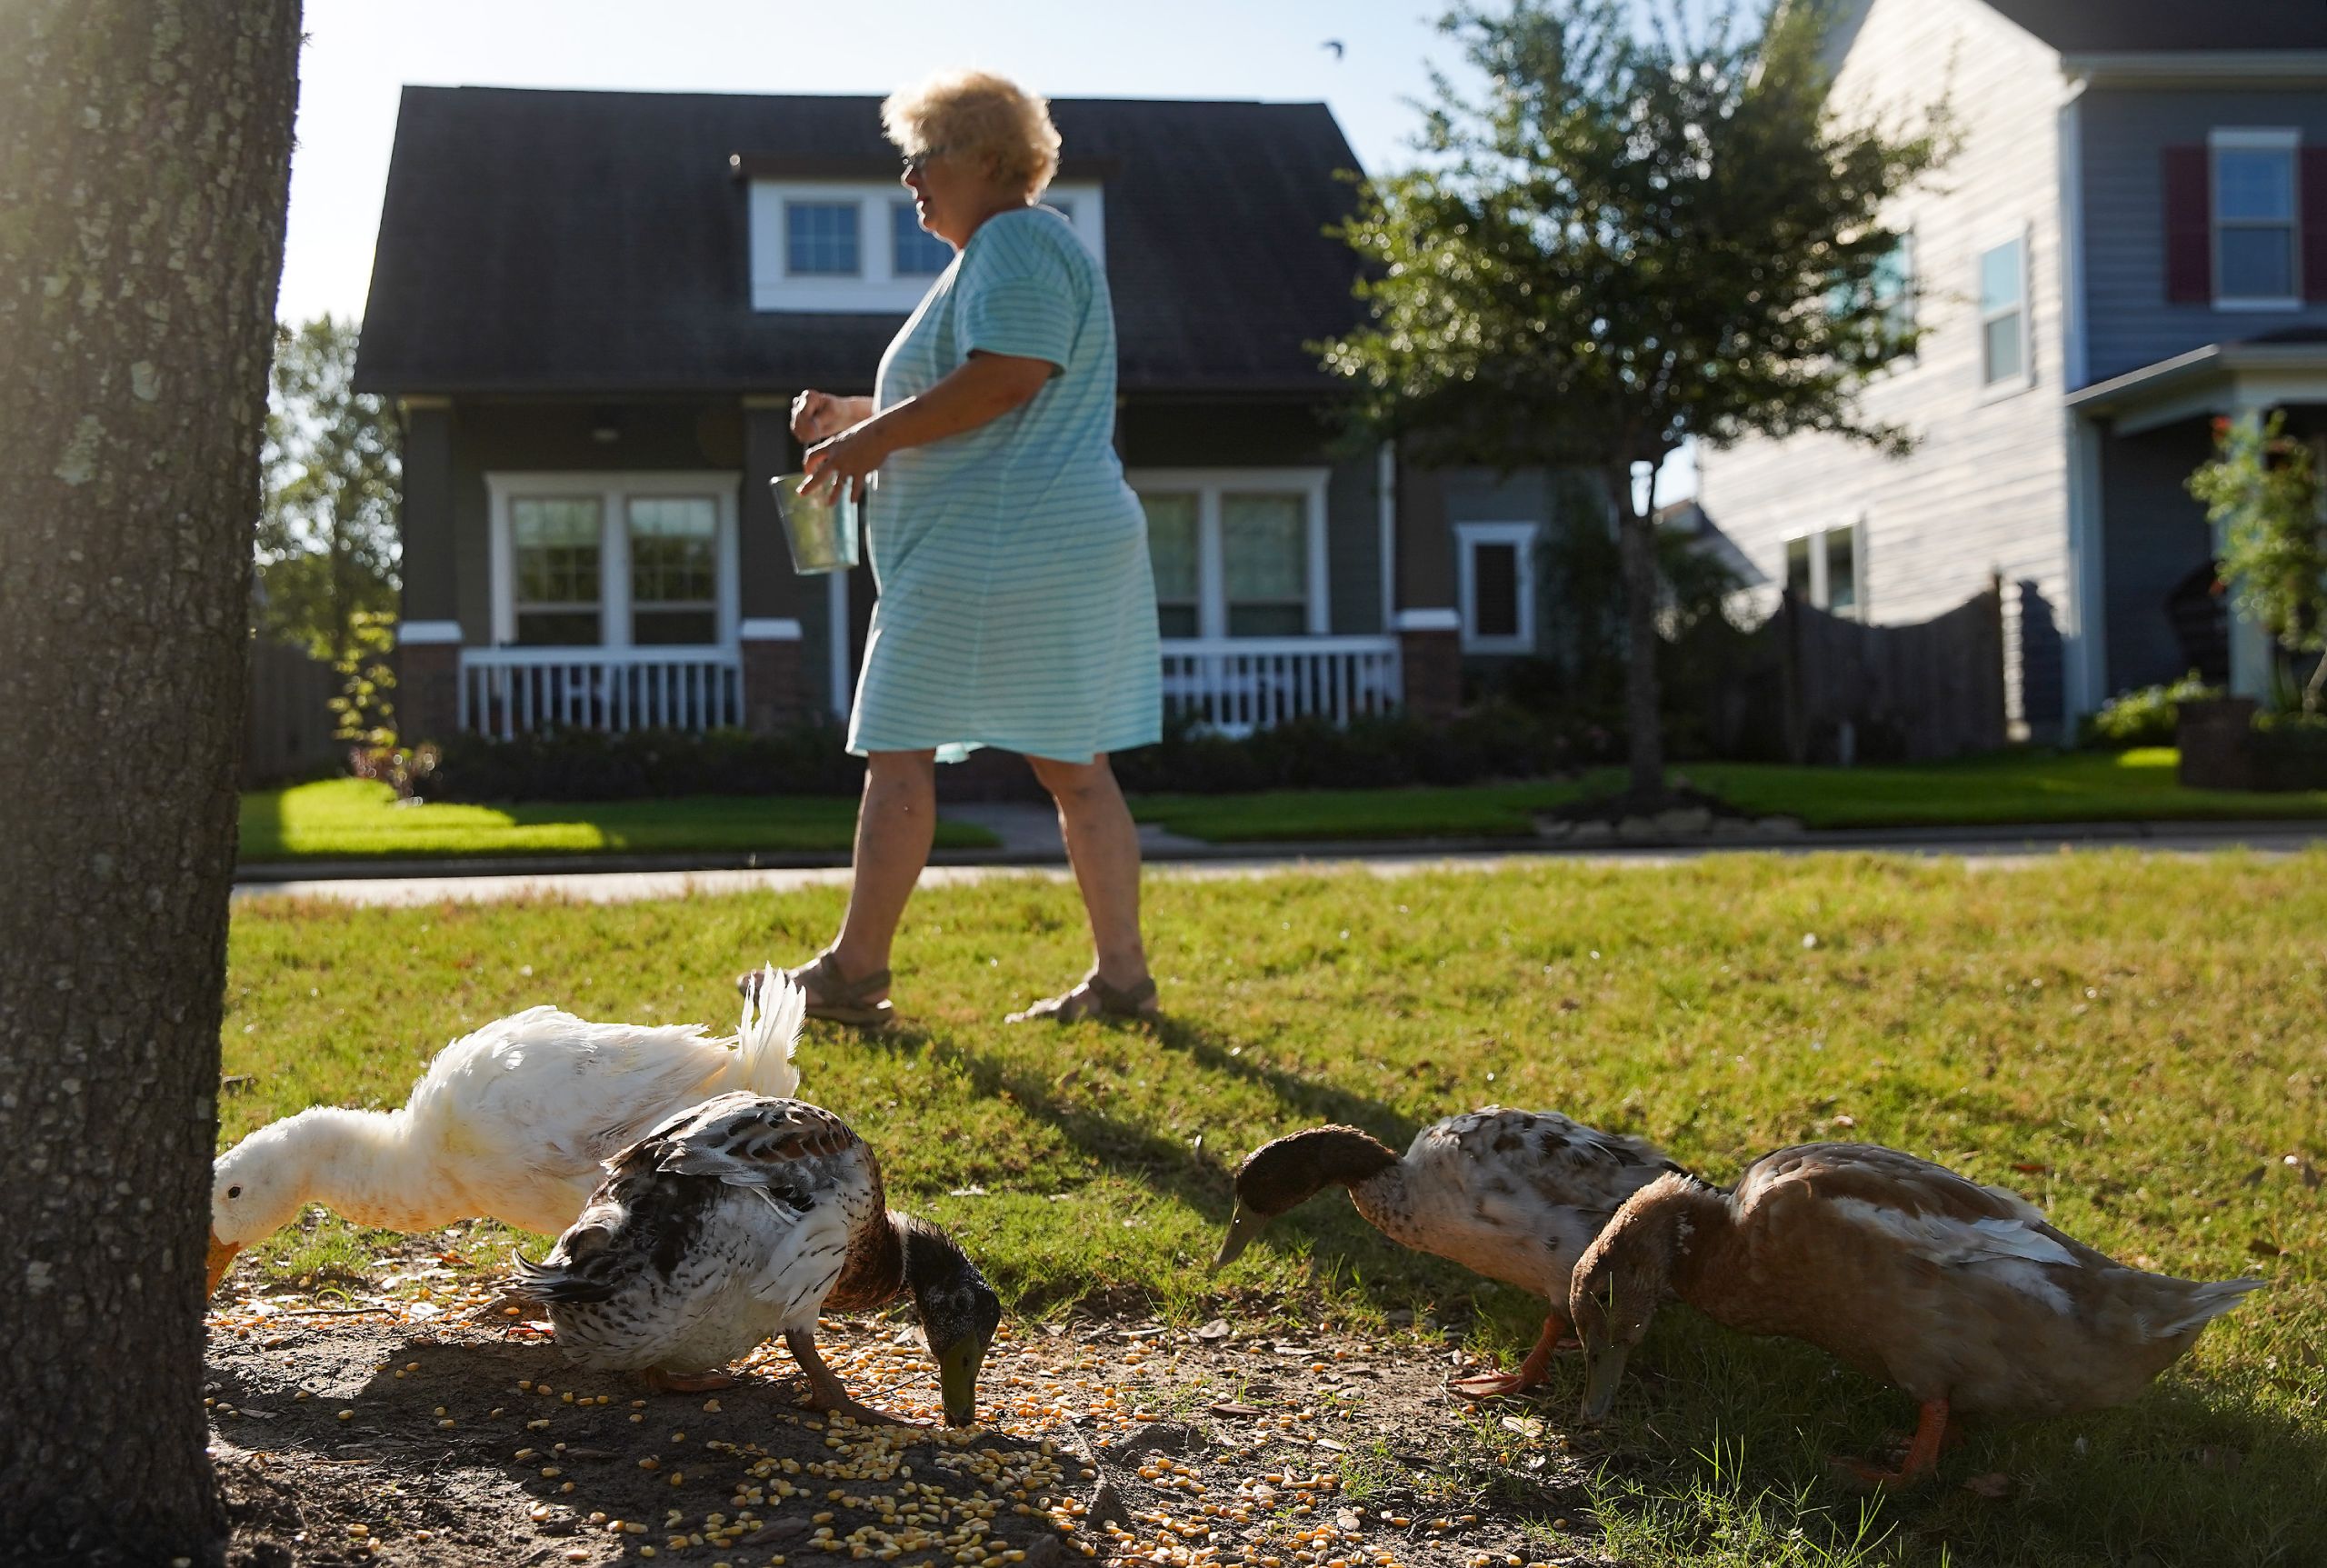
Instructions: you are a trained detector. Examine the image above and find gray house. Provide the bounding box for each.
[1697,0,2327,740]
[354,87,1553,747]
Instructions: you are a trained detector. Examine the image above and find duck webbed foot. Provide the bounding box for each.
[786,1328,924,1428]
[1450,1312,1570,1400]
[642,1366,739,1393]
[1829,1398,1950,1490]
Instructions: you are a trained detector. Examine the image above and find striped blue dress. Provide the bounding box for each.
[849,205,1161,764]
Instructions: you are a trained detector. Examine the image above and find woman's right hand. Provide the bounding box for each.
[791,390,847,444]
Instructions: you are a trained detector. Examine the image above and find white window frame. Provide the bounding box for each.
[783,199,864,279]
[1976,225,2035,398]
[487,472,741,651]
[1453,522,1538,654]
[748,181,1107,312]
[2210,127,2302,312]
[1783,518,1866,621]
[1125,467,1331,641]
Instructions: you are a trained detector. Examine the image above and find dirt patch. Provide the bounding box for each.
[205,1286,1615,1568]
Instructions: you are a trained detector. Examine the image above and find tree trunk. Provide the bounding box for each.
[0,4,302,1562]
[1609,466,1665,802]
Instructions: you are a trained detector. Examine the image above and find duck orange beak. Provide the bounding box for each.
[205,1233,243,1298]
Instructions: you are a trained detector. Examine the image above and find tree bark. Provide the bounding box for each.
[1609,466,1665,802]
[0,3,302,1561]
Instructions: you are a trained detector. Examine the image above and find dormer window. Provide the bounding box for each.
[786,202,861,276]
[748,179,1105,312]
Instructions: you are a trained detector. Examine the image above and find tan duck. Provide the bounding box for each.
[1569,1143,2264,1484]
[1215,1107,1681,1397]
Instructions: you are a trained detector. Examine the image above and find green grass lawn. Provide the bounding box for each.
[237,777,997,861]
[1130,748,2327,843]
[225,853,2325,1566]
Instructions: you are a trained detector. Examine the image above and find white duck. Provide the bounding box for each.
[206,969,807,1294]
[508,1092,1002,1425]
[1213,1106,1683,1397]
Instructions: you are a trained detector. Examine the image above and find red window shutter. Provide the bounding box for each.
[2304,147,2327,302]
[2162,145,2211,305]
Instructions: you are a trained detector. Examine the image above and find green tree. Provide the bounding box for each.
[255,315,401,664]
[2189,411,2327,714]
[1322,0,1946,799]
[0,1,303,1559]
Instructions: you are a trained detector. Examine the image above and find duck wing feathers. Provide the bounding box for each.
[1376,1108,1678,1297]
[1720,1143,2262,1414]
[508,1094,879,1373]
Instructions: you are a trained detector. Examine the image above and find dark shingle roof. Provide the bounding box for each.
[1982,0,2327,54]
[354,88,1367,396]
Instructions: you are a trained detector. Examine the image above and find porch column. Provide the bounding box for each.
[395,398,461,743]
[1395,609,1463,722]
[740,399,811,731]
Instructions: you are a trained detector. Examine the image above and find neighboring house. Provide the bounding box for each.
[355,87,1551,745]
[1696,0,2327,740]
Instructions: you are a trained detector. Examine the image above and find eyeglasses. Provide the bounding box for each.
[902,146,949,175]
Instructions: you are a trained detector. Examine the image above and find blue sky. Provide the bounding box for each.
[280,0,1454,322]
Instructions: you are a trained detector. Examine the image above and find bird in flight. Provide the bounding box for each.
[1322,39,1344,59]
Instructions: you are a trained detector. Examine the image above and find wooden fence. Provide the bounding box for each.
[1701,582,2006,764]
[244,639,341,786]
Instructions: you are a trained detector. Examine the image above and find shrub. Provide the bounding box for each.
[2080,672,2222,750]
[428,723,862,804]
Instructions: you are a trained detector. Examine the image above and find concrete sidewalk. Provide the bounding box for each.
[231,808,2326,908]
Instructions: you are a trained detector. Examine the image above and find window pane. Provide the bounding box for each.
[1978,239,2022,315]
[629,497,717,608]
[1227,604,1306,637]
[1142,493,1199,601]
[1157,603,1199,639]
[892,201,953,275]
[1222,493,1305,604]
[786,202,860,275]
[513,497,601,612]
[515,609,600,647]
[633,609,717,646]
[1785,535,1813,598]
[1982,312,2023,385]
[1472,542,1520,638]
[2219,226,2295,300]
[2216,148,2294,222]
[1824,529,1857,615]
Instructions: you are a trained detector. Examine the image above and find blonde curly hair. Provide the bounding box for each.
[882,69,1060,199]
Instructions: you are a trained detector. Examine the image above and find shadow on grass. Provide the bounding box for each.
[1578,1309,2327,1568]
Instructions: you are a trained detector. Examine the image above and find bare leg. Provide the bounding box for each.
[1452,1312,1567,1399]
[1833,1398,1950,1489]
[1011,753,1156,1020]
[825,748,937,990]
[784,1328,914,1427]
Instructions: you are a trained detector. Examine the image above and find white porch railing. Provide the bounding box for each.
[458,647,744,738]
[1160,635,1403,736]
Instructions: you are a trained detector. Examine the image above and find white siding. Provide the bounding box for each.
[1697,0,2072,734]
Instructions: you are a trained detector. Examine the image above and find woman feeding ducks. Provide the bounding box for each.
[1216,1107,1682,1397]
[744,68,1163,1028]
[1568,1142,2264,1485]
[509,1093,1001,1427]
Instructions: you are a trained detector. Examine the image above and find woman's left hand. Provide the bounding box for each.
[802,420,892,504]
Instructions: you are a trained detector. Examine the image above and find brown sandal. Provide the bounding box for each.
[1006,973,1159,1024]
[739,953,894,1028]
